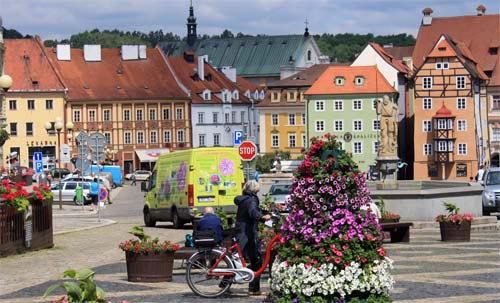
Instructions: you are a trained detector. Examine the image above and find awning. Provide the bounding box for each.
[135,149,170,162]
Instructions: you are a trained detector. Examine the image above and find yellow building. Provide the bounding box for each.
[3,38,67,169]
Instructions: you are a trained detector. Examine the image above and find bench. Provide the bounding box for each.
[381,222,413,243]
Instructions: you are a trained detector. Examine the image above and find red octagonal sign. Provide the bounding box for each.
[238,141,257,161]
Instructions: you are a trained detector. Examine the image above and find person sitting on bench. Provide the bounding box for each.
[197,207,223,245]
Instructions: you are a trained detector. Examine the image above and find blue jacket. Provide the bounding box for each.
[90,182,99,195]
[197,213,223,244]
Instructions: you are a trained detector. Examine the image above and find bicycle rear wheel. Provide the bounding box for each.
[186,249,234,298]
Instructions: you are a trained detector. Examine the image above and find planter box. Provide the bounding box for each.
[439,221,471,242]
[126,251,175,282]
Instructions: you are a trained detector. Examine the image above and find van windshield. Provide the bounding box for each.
[485,171,500,185]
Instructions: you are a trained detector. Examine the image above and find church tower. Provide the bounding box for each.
[187,1,197,48]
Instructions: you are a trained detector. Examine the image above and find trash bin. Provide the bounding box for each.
[75,185,84,205]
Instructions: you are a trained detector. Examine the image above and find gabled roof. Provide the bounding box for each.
[160,35,314,78]
[305,66,397,95]
[433,103,454,118]
[4,38,65,92]
[383,45,414,60]
[368,42,413,74]
[268,64,334,88]
[165,54,251,105]
[46,47,189,101]
[413,13,500,85]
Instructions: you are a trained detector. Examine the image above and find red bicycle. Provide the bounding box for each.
[186,223,281,298]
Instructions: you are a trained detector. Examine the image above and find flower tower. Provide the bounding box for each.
[268,134,394,302]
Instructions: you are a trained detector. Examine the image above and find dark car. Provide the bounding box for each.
[50,168,71,179]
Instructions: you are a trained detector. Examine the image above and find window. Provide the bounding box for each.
[203,90,211,101]
[232,90,239,100]
[492,95,500,110]
[373,141,379,154]
[302,134,306,147]
[334,120,344,132]
[26,122,33,136]
[334,100,343,111]
[103,109,110,121]
[489,47,499,55]
[353,100,362,110]
[164,131,171,143]
[213,133,220,146]
[231,111,236,123]
[199,134,206,146]
[176,108,183,120]
[272,92,279,101]
[436,62,449,69]
[355,77,364,86]
[457,97,466,110]
[271,114,279,126]
[288,134,296,147]
[301,113,306,125]
[124,132,131,144]
[456,76,466,89]
[437,141,452,152]
[492,128,500,142]
[150,131,157,143]
[335,77,344,86]
[163,108,170,120]
[136,109,143,121]
[149,109,156,121]
[104,133,111,144]
[89,110,96,122]
[288,114,296,125]
[353,141,362,154]
[423,120,432,132]
[373,100,378,110]
[428,163,438,177]
[45,99,53,110]
[423,77,432,89]
[307,50,312,61]
[123,109,131,121]
[9,100,16,110]
[458,143,467,155]
[241,111,246,123]
[27,99,35,110]
[177,130,185,142]
[315,101,324,111]
[373,120,380,131]
[424,143,432,156]
[73,110,81,122]
[315,120,325,132]
[423,98,432,110]
[457,120,467,131]
[225,113,230,124]
[213,112,219,123]
[288,92,296,101]
[436,119,452,130]
[271,134,279,148]
[353,120,363,131]
[456,163,467,177]
[198,112,205,124]
[137,132,144,144]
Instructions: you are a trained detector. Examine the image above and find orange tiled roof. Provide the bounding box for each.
[166,54,251,105]
[4,38,65,92]
[383,45,414,60]
[46,46,188,101]
[433,103,454,118]
[413,14,500,85]
[305,66,397,95]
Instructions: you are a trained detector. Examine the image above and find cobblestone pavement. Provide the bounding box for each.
[0,185,499,302]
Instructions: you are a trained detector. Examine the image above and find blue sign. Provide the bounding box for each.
[34,152,43,173]
[234,130,243,145]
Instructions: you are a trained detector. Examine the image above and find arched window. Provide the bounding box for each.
[307,50,312,61]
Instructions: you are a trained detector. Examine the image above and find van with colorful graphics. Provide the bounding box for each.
[142,147,244,228]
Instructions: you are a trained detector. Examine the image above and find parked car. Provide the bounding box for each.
[125,170,152,181]
[63,175,112,190]
[50,181,92,205]
[265,181,293,212]
[49,168,71,179]
[481,168,500,216]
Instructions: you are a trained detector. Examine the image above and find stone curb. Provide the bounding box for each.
[53,219,117,236]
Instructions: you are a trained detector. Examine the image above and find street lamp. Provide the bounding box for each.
[0,74,13,166]
[45,117,73,209]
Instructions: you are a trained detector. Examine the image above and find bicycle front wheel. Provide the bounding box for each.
[186,249,234,298]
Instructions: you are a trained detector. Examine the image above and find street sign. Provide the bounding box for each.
[61,144,71,164]
[75,131,90,172]
[238,141,257,161]
[234,130,243,145]
[98,187,108,202]
[33,152,43,173]
[89,133,107,162]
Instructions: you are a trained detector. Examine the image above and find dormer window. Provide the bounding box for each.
[202,89,211,101]
[232,90,239,100]
[259,90,265,100]
[438,47,447,52]
[245,90,251,98]
[335,77,345,86]
[222,90,231,103]
[355,76,364,86]
[254,90,259,100]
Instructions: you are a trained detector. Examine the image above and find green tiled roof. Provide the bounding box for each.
[160,35,310,77]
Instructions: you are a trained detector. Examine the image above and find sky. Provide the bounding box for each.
[1,0,499,41]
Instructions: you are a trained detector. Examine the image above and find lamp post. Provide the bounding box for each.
[0,74,12,163]
[45,117,73,209]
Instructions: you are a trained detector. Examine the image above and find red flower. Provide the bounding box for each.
[377,247,385,257]
[334,258,341,264]
[295,243,300,250]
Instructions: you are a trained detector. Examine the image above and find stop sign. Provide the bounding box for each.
[238,141,257,161]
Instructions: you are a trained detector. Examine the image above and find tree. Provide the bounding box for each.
[220,29,234,39]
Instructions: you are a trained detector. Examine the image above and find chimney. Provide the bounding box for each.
[139,45,147,59]
[402,57,413,70]
[476,4,486,16]
[198,55,207,81]
[121,45,139,60]
[56,44,71,61]
[221,66,237,83]
[83,44,101,62]
[422,7,433,26]
[183,51,195,63]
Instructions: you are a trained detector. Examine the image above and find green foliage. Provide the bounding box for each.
[129,226,151,242]
[2,27,25,39]
[43,268,107,303]
[255,150,291,173]
[0,129,9,147]
[215,208,230,230]
[443,202,460,215]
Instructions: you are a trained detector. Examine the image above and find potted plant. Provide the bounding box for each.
[376,197,401,223]
[435,202,474,242]
[119,226,179,282]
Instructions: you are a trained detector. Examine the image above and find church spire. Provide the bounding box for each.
[187,0,197,47]
[304,18,310,37]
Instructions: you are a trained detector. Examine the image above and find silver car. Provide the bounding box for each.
[481,168,500,215]
[51,181,92,205]
[266,182,293,212]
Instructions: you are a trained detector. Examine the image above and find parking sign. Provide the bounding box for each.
[234,130,243,145]
[33,152,43,173]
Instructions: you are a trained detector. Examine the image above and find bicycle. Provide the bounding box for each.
[186,217,281,298]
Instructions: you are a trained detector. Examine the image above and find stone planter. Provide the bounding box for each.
[125,251,175,282]
[439,221,471,242]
